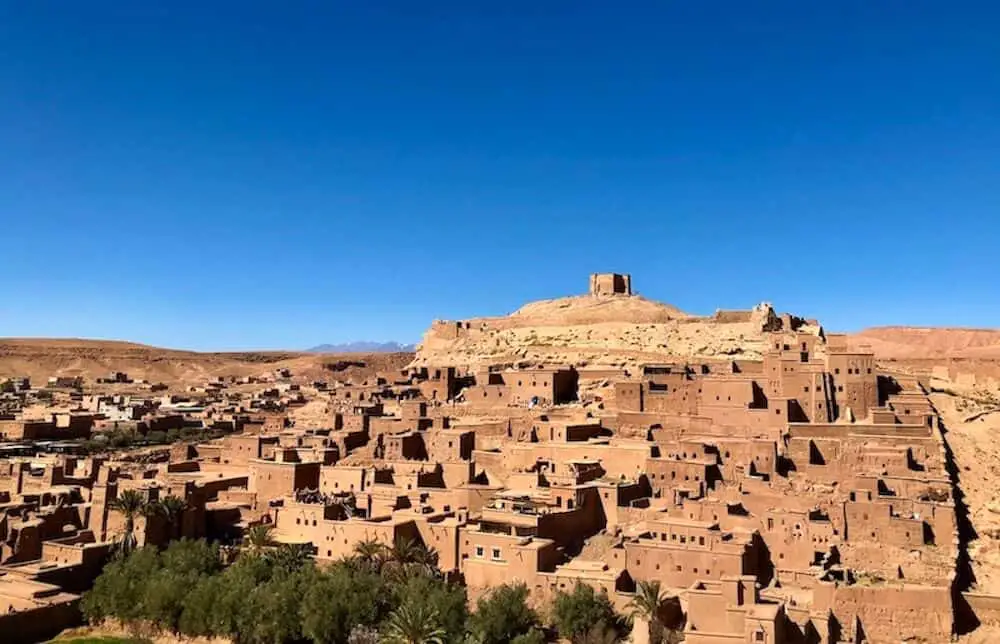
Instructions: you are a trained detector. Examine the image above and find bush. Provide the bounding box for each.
[467,583,540,644]
[510,628,547,644]
[551,583,620,643]
[146,430,168,444]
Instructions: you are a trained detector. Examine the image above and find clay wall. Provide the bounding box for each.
[413,516,461,573]
[320,465,367,495]
[425,430,475,461]
[812,581,952,643]
[644,458,711,498]
[460,532,559,590]
[220,435,268,466]
[611,540,750,587]
[249,460,320,501]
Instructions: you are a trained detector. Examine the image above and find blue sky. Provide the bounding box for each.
[1,2,997,350]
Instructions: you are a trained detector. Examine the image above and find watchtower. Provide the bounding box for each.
[589,273,632,296]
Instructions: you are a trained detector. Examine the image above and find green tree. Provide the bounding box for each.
[178,574,226,637]
[200,550,276,641]
[552,583,620,644]
[392,573,467,643]
[266,542,313,574]
[140,540,221,632]
[108,489,147,555]
[467,583,540,644]
[245,523,274,554]
[383,602,446,644]
[241,565,316,644]
[82,546,161,624]
[353,537,387,569]
[146,429,169,444]
[301,563,389,644]
[156,495,188,540]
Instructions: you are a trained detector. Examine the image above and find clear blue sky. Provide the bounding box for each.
[1,2,997,350]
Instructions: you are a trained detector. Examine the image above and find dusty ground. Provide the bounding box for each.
[0,338,412,387]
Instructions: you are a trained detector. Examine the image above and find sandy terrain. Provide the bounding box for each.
[849,327,1000,359]
[0,338,412,386]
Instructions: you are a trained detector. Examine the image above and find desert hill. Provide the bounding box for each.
[0,338,413,385]
[849,326,1000,359]
[413,293,798,369]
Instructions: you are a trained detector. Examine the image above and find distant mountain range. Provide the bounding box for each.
[306,341,416,353]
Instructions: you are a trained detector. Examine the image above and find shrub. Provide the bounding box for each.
[551,583,620,643]
[467,583,540,644]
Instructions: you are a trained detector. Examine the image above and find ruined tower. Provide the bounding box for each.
[589,273,632,296]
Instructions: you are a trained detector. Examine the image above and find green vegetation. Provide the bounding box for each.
[83,540,634,643]
[466,583,542,644]
[80,425,226,454]
[551,583,622,644]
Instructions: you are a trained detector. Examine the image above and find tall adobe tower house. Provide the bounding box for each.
[589,273,632,296]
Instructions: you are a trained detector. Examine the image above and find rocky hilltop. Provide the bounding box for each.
[413,290,814,370]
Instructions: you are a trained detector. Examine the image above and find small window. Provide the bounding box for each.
[491,548,501,561]
[475,546,484,558]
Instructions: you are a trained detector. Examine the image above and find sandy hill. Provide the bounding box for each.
[848,327,1000,360]
[0,338,413,386]
[413,294,797,369]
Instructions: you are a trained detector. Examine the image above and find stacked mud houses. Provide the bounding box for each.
[0,274,991,642]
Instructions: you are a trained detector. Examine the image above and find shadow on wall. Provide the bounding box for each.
[933,399,980,636]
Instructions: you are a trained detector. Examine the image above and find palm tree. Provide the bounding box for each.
[245,523,274,555]
[156,495,187,540]
[388,537,424,566]
[108,488,147,555]
[627,580,668,644]
[267,542,314,573]
[382,603,446,644]
[353,537,387,569]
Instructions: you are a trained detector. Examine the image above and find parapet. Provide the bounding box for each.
[589,273,632,296]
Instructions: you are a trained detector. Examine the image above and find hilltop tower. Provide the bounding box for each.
[589,273,632,296]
